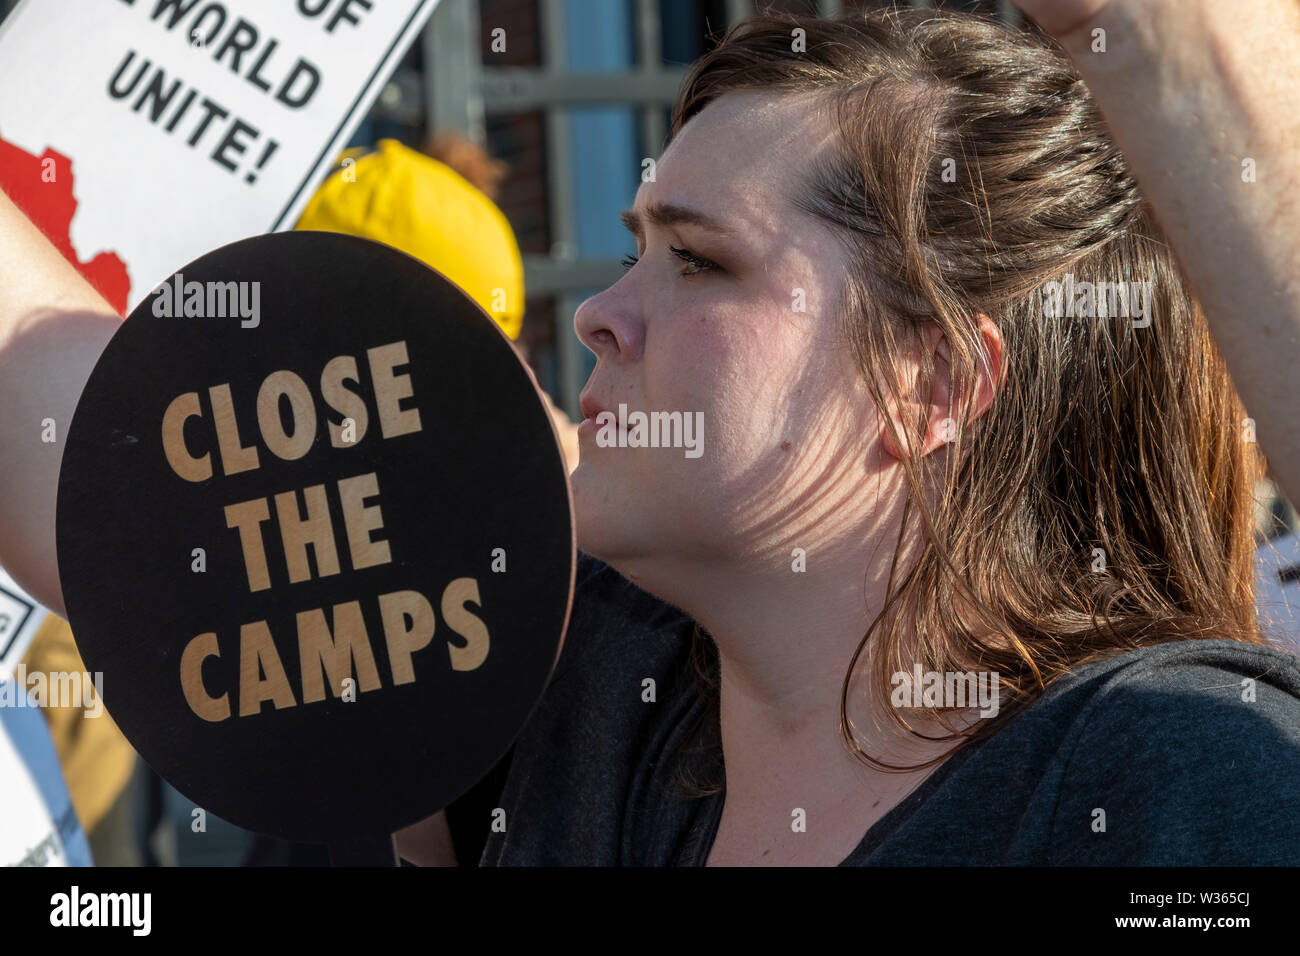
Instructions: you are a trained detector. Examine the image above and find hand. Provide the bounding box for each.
[541,390,581,475]
[512,338,580,474]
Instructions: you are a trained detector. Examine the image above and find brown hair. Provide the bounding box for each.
[667,5,1267,791]
[422,131,509,201]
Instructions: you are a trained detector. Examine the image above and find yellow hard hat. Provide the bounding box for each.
[294,138,525,340]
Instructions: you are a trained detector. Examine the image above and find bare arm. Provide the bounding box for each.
[0,189,122,618]
[1014,0,1300,504]
[394,810,459,866]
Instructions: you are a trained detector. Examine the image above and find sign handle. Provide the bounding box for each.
[328,835,399,867]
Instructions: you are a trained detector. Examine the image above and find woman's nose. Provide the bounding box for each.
[574,285,644,362]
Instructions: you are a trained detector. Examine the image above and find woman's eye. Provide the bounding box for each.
[669,245,719,276]
[619,247,719,276]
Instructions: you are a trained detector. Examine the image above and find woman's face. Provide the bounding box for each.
[571,91,899,583]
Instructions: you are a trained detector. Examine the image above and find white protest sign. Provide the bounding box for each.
[0,565,48,680]
[0,0,439,315]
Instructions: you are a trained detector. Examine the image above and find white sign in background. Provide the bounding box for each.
[1256,531,1300,655]
[0,564,47,680]
[0,0,440,313]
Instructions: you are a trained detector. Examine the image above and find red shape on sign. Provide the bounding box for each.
[0,134,130,315]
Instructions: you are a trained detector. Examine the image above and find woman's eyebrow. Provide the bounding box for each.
[619,201,737,240]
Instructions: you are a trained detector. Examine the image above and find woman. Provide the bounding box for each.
[402,4,1300,866]
[3,3,1300,866]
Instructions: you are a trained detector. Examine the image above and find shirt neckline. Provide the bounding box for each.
[687,733,983,866]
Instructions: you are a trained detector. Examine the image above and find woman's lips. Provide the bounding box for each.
[576,394,623,439]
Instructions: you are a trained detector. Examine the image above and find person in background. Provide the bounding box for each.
[1,664,94,867]
[0,136,140,867]
[240,134,571,866]
[423,131,509,202]
[297,136,580,473]
[20,616,138,864]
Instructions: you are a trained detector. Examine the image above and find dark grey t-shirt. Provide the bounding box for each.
[477,553,1300,865]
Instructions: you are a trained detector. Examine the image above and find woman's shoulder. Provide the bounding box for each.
[477,553,702,865]
[1042,637,1300,739]
[551,552,695,681]
[572,552,693,630]
[1025,638,1300,864]
[856,638,1300,865]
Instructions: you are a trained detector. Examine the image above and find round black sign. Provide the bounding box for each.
[56,231,574,846]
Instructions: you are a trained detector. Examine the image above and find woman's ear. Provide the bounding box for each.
[881,314,1003,463]
[879,403,910,461]
[879,323,946,463]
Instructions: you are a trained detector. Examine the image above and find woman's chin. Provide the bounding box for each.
[571,479,608,555]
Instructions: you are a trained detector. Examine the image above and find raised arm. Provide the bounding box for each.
[1013,0,1300,504]
[0,188,122,617]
